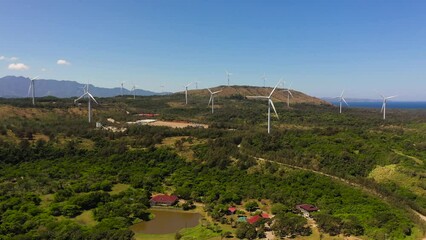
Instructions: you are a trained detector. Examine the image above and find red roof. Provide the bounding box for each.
[150,194,178,203]
[248,215,262,224]
[228,207,237,213]
[297,204,318,212]
[261,213,270,219]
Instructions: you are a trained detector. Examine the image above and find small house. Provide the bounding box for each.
[237,216,247,222]
[296,204,319,218]
[248,215,263,224]
[149,194,178,206]
[228,206,237,215]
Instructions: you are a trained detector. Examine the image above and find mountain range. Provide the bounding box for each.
[0,76,159,98]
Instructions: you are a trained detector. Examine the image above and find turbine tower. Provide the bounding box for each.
[74,84,99,123]
[226,71,232,86]
[337,90,349,113]
[184,82,194,105]
[27,76,38,105]
[207,88,222,113]
[380,94,397,120]
[247,80,281,134]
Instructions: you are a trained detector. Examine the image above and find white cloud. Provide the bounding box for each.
[0,56,18,61]
[57,59,71,65]
[8,63,29,70]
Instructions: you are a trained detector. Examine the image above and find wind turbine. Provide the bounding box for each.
[380,94,397,120]
[131,84,137,99]
[283,81,293,108]
[184,82,194,105]
[27,76,38,105]
[336,90,349,113]
[74,84,99,123]
[261,73,267,87]
[247,80,281,134]
[120,81,125,96]
[226,71,232,86]
[207,88,222,113]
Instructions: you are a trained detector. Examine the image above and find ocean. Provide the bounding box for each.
[329,101,426,109]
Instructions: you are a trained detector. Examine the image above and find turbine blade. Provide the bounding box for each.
[340,89,345,97]
[208,95,212,106]
[342,97,349,106]
[207,88,213,94]
[270,99,279,119]
[88,93,99,104]
[212,90,222,94]
[246,96,268,99]
[380,102,385,113]
[74,93,87,103]
[28,84,32,97]
[269,80,281,97]
[31,76,39,81]
[386,95,398,99]
[288,90,293,98]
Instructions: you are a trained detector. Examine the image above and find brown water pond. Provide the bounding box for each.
[130,208,201,234]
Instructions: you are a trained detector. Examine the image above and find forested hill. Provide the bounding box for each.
[0,76,158,98]
[185,85,331,105]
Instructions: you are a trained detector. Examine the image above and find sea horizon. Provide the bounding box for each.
[329,101,426,109]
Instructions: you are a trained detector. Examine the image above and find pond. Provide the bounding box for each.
[130,208,201,234]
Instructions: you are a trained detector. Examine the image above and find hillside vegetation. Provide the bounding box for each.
[0,90,425,239]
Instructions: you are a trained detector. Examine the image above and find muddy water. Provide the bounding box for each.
[130,208,201,234]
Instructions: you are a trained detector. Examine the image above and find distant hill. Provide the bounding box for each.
[184,85,331,105]
[0,76,160,98]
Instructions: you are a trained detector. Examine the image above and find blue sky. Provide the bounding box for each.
[0,0,425,100]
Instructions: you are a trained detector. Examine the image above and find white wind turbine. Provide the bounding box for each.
[74,84,99,123]
[283,81,293,108]
[120,81,125,96]
[247,80,281,134]
[131,84,137,99]
[380,94,397,120]
[336,90,349,113]
[261,73,267,87]
[226,70,232,86]
[184,82,194,105]
[27,76,38,106]
[207,88,223,113]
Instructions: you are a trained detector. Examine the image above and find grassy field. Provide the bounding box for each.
[74,210,97,227]
[110,183,131,195]
[369,164,426,197]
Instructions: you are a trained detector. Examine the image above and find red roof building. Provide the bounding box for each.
[248,215,262,224]
[228,207,237,214]
[149,194,178,206]
[296,204,319,212]
[261,213,270,219]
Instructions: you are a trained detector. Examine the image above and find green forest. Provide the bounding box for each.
[0,92,425,239]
